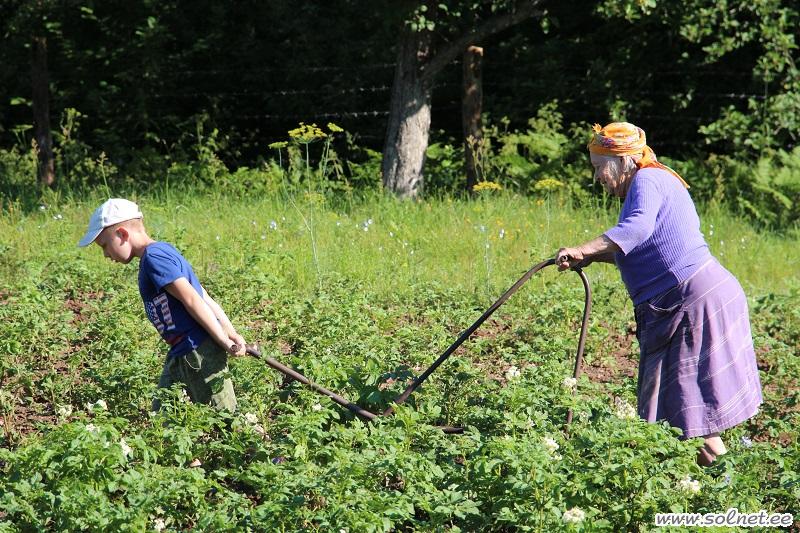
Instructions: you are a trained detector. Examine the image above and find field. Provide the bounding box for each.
[1,192,798,531]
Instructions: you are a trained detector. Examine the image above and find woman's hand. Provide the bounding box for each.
[555,247,585,271]
[555,235,621,271]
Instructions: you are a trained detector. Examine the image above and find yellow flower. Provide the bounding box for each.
[327,122,344,133]
[303,191,326,205]
[268,141,288,149]
[534,178,564,191]
[472,181,503,192]
[288,122,327,143]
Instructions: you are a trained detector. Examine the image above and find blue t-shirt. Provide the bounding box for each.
[138,242,209,357]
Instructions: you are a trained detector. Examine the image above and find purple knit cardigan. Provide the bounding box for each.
[604,167,712,305]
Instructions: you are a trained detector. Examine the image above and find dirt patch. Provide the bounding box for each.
[0,289,10,305]
[582,322,638,383]
[470,317,512,340]
[2,399,60,444]
[63,290,103,325]
[276,339,294,355]
[64,298,91,324]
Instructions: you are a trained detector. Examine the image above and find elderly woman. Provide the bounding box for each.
[555,122,762,466]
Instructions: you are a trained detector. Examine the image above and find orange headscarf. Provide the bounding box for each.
[587,122,689,188]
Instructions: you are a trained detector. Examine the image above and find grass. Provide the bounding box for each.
[2,190,796,299]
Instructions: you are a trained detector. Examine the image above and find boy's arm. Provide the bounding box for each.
[201,287,246,349]
[164,278,245,355]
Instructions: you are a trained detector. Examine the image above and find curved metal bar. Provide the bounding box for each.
[566,268,591,425]
[245,345,378,422]
[385,259,591,422]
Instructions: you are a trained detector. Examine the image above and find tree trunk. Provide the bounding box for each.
[32,35,55,187]
[381,26,433,199]
[462,45,483,193]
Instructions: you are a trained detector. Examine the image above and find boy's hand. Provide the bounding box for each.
[227,332,246,356]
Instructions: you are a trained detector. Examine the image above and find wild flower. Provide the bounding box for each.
[613,396,636,419]
[288,122,327,143]
[472,180,502,192]
[327,122,344,133]
[505,366,521,380]
[563,507,585,524]
[741,435,753,448]
[153,518,166,532]
[679,475,701,494]
[39,205,46,210]
[562,377,577,391]
[312,403,323,411]
[120,438,133,459]
[268,141,288,150]
[270,220,278,230]
[86,399,107,412]
[57,405,73,418]
[86,423,99,433]
[243,412,259,425]
[53,214,63,220]
[534,178,564,191]
[543,437,560,454]
[498,228,505,239]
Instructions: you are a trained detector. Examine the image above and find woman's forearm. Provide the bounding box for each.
[555,234,621,270]
[578,235,621,259]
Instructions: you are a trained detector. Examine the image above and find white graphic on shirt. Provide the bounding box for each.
[146,293,175,334]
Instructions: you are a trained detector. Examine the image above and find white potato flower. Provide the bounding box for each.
[543,437,560,454]
[613,397,636,419]
[679,475,701,494]
[120,438,133,459]
[505,366,521,380]
[563,507,585,524]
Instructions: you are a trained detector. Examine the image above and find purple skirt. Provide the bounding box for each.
[634,258,763,438]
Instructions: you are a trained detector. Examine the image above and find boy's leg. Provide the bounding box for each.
[152,356,180,412]
[176,339,237,412]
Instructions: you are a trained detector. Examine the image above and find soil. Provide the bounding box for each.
[582,321,638,383]
[63,290,103,325]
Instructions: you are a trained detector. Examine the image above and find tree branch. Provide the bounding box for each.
[420,0,546,83]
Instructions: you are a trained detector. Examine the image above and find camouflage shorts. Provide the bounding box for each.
[155,338,237,412]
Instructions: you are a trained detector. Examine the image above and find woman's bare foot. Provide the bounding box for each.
[697,433,727,466]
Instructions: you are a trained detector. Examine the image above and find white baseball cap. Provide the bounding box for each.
[78,198,143,247]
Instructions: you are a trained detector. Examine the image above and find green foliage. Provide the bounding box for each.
[598,0,800,156]
[665,147,800,227]
[0,193,797,530]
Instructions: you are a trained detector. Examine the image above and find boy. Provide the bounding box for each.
[78,198,244,411]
